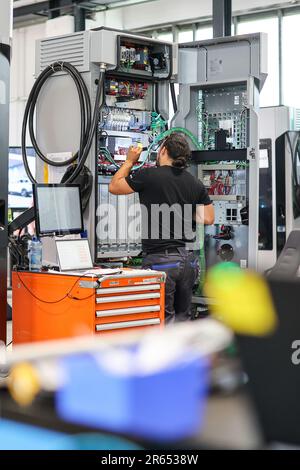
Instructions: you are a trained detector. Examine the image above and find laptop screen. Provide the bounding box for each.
[56,239,93,271]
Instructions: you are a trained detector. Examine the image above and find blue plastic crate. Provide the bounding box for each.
[56,351,209,442]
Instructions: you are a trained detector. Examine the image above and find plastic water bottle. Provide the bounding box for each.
[28,237,43,272]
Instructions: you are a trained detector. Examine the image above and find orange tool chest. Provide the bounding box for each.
[12,269,165,344]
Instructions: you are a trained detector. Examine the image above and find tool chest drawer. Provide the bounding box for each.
[95,318,161,332]
[94,270,165,333]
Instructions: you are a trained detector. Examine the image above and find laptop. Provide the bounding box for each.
[56,239,96,273]
[55,239,120,276]
[237,277,300,446]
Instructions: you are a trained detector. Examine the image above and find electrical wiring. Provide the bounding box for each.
[99,127,203,171]
[16,271,98,305]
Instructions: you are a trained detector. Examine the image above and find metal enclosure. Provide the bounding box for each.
[258,106,300,273]
[34,29,174,264]
[172,33,268,272]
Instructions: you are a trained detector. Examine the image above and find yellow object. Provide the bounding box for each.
[44,163,49,183]
[137,142,143,149]
[204,263,277,336]
[9,363,41,407]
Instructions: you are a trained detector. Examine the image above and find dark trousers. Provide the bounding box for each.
[142,247,199,323]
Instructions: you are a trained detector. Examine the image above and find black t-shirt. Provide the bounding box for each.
[126,165,212,253]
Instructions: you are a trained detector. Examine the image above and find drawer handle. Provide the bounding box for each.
[96,318,161,331]
[96,305,160,318]
[96,284,161,295]
[96,293,160,304]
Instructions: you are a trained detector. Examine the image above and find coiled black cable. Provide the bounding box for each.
[22,61,105,184]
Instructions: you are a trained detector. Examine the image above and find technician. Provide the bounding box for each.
[109,133,214,323]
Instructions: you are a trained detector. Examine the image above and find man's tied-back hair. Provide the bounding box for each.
[162,133,191,169]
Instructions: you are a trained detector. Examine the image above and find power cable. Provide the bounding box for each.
[22,61,105,184]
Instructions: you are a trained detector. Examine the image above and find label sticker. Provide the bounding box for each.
[209,58,223,75]
[137,278,161,284]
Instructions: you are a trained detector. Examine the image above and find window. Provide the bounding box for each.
[196,26,213,41]
[237,16,279,107]
[178,28,193,43]
[282,13,300,107]
[157,31,173,42]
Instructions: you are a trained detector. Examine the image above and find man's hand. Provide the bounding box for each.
[126,145,142,165]
[109,146,142,195]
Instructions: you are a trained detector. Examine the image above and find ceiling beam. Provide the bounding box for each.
[13,0,87,18]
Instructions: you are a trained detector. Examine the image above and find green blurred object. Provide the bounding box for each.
[208,262,242,282]
[126,257,143,267]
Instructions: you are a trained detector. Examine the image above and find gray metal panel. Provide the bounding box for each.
[206,41,250,82]
[0,46,10,343]
[36,31,90,76]
[156,80,170,123]
[247,76,260,270]
[0,0,12,46]
[90,29,117,69]
[178,33,268,87]
[172,85,199,143]
[178,48,206,85]
[36,74,83,161]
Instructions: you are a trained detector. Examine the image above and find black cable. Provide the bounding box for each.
[22,61,105,184]
[6,341,12,347]
[170,82,178,114]
[16,271,98,304]
[287,131,300,215]
[286,132,299,187]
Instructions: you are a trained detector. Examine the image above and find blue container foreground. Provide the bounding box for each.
[0,419,141,450]
[56,352,209,442]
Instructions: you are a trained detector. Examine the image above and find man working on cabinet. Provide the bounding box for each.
[109,133,214,323]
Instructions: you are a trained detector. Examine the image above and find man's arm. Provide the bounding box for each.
[109,146,142,195]
[195,203,215,225]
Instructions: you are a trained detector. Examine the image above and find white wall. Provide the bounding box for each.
[89,0,295,31]
[10,22,46,146]
[0,0,13,45]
